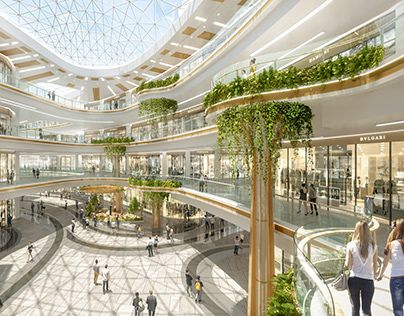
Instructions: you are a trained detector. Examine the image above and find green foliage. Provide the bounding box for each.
[91,137,133,144]
[104,143,126,158]
[217,101,313,179]
[139,97,178,118]
[267,270,301,316]
[128,177,182,188]
[136,73,180,93]
[85,194,99,217]
[143,191,169,207]
[204,45,385,108]
[127,197,140,214]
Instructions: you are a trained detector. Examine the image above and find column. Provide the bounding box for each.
[185,151,191,177]
[161,152,168,177]
[13,198,21,218]
[125,154,130,175]
[14,152,20,181]
[213,149,221,179]
[396,4,404,56]
[100,155,106,172]
[126,124,132,138]
[75,154,79,171]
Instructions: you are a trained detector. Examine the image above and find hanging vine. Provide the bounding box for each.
[139,97,178,121]
[217,101,313,180]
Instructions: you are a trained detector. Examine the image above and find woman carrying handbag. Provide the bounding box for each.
[345,220,378,316]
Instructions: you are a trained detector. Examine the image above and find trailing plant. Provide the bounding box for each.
[127,197,140,214]
[85,194,99,217]
[91,137,133,144]
[266,270,301,316]
[104,143,126,158]
[128,177,182,188]
[139,97,178,119]
[217,101,313,178]
[136,73,180,93]
[204,45,385,108]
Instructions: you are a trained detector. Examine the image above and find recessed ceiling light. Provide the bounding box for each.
[183,45,199,51]
[115,76,120,80]
[126,80,138,87]
[100,77,105,81]
[159,62,174,67]
[11,41,19,45]
[142,73,155,79]
[0,43,10,47]
[84,76,89,80]
[213,21,227,28]
[67,73,73,76]
[19,120,28,124]
[133,70,138,74]
[107,85,116,96]
[19,66,46,73]
[150,59,156,63]
[195,16,207,22]
[11,55,31,61]
[47,77,60,83]
[170,42,179,47]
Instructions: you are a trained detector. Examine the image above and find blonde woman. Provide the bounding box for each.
[345,220,378,316]
[377,219,404,316]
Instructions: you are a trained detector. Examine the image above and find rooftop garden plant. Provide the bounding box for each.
[204,45,385,108]
[136,73,179,93]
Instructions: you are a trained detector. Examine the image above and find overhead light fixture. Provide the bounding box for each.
[195,16,207,22]
[126,80,139,87]
[159,62,174,67]
[49,64,55,67]
[19,66,46,73]
[84,76,89,80]
[11,41,19,45]
[251,0,333,56]
[80,86,85,91]
[115,76,121,80]
[33,54,39,57]
[0,43,10,47]
[142,73,155,79]
[150,59,156,63]
[277,31,325,60]
[47,77,60,83]
[19,120,28,124]
[100,77,105,81]
[67,73,73,77]
[178,90,210,105]
[170,42,180,47]
[133,70,139,74]
[183,45,199,51]
[213,21,228,28]
[107,85,116,96]
[11,55,31,61]
[376,120,404,127]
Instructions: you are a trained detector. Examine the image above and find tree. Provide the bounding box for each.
[127,197,140,214]
[104,144,126,177]
[217,101,313,316]
[143,192,168,233]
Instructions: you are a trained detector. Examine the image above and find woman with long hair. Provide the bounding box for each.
[345,220,378,316]
[378,219,404,316]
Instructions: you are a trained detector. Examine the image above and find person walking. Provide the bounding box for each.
[194,276,203,304]
[32,168,36,178]
[27,241,34,262]
[169,228,174,243]
[147,237,154,257]
[71,218,75,233]
[298,183,308,215]
[102,264,110,294]
[377,219,404,316]
[31,201,35,216]
[36,168,40,179]
[185,269,193,297]
[116,215,120,229]
[234,235,240,255]
[146,290,157,316]
[93,213,97,227]
[199,174,204,192]
[345,220,378,316]
[308,183,318,215]
[153,235,158,254]
[75,199,79,210]
[64,200,68,210]
[132,292,144,316]
[93,259,100,285]
[240,233,245,249]
[165,223,170,240]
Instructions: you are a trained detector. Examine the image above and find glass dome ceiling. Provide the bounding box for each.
[0,0,191,66]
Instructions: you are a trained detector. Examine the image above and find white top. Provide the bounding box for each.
[102,268,110,281]
[346,240,377,280]
[390,240,404,277]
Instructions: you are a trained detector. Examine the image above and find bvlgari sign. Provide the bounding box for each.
[359,135,386,142]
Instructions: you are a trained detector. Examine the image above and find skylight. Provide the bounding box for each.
[0,0,192,67]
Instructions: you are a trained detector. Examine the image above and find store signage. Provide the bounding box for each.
[359,135,386,142]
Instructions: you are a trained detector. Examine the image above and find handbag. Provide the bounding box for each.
[331,270,348,291]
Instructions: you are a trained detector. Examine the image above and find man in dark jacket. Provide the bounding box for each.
[146,290,157,316]
[185,269,193,297]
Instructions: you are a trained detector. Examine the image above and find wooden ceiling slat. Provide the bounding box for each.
[14,60,40,68]
[171,51,191,59]
[183,26,197,35]
[22,71,54,81]
[197,31,216,40]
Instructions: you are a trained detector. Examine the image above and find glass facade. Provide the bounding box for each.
[275,140,404,223]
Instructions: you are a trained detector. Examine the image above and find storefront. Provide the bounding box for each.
[128,154,161,176]
[275,132,404,224]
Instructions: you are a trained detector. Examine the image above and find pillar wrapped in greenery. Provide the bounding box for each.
[217,101,313,316]
[143,191,169,233]
[104,143,126,177]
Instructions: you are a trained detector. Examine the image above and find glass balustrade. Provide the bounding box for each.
[213,11,401,85]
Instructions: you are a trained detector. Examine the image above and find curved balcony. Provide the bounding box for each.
[293,220,380,316]
[212,10,399,86]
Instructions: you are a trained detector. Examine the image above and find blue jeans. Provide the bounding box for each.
[390,277,404,316]
[348,277,374,316]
